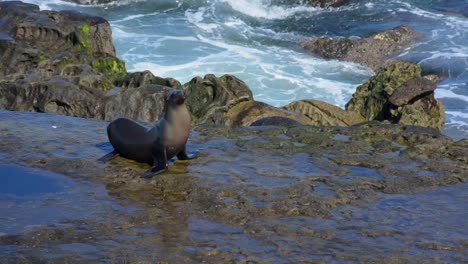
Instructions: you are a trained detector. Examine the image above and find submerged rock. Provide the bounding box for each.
[301,26,422,70]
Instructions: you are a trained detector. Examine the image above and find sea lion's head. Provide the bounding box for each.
[166,89,187,106]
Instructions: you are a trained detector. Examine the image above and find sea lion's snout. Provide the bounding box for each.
[166,89,187,105]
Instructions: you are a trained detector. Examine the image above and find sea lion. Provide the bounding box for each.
[98,89,195,178]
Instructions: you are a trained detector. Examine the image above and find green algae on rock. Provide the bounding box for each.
[345,62,445,130]
[182,74,254,125]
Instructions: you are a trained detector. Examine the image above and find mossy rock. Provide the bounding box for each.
[346,62,422,120]
[182,74,253,125]
[92,57,127,91]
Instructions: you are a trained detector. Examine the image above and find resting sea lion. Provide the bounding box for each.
[98,89,195,178]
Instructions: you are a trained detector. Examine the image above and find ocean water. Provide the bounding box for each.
[14,0,468,140]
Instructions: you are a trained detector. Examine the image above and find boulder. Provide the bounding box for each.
[283,99,365,126]
[301,26,422,70]
[306,0,350,8]
[0,1,125,90]
[104,85,169,122]
[250,116,303,127]
[182,74,254,125]
[64,0,114,4]
[115,70,182,89]
[272,0,349,8]
[346,62,445,130]
[0,76,103,118]
[226,101,311,128]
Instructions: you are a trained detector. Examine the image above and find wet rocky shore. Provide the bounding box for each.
[0,1,467,263]
[0,110,467,263]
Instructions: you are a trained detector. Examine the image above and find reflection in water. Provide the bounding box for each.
[0,165,65,196]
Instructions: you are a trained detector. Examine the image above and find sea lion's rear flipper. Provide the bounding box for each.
[97,150,120,163]
[142,149,168,179]
[177,147,198,160]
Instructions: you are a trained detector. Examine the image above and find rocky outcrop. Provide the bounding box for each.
[273,0,349,8]
[283,99,365,126]
[225,101,311,127]
[115,70,182,89]
[301,26,422,70]
[0,1,125,92]
[64,0,114,4]
[103,85,169,122]
[182,74,254,125]
[0,75,103,118]
[346,62,445,130]
[306,0,349,8]
[0,2,446,132]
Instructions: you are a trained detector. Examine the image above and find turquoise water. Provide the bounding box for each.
[16,0,468,139]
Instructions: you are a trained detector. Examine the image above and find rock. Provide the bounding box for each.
[104,85,169,122]
[182,74,254,125]
[63,0,114,5]
[283,99,365,126]
[306,0,350,8]
[0,76,103,118]
[346,62,421,120]
[115,70,182,89]
[250,116,303,127]
[388,77,437,106]
[273,0,349,8]
[0,1,124,86]
[301,26,422,70]
[345,62,445,130]
[225,101,311,128]
[393,94,445,131]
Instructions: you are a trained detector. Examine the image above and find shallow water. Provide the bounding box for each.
[1,164,466,262]
[0,165,133,235]
[0,110,467,262]
[18,0,468,140]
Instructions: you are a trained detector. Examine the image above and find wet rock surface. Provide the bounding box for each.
[283,99,365,126]
[0,110,466,263]
[301,26,422,71]
[274,0,350,8]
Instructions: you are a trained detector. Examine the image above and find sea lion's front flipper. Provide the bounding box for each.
[177,147,198,160]
[97,150,120,163]
[142,148,168,179]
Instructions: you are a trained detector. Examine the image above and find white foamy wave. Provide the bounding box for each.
[220,0,317,20]
[435,89,468,102]
[185,7,220,33]
[110,11,161,23]
[19,0,78,10]
[446,111,468,119]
